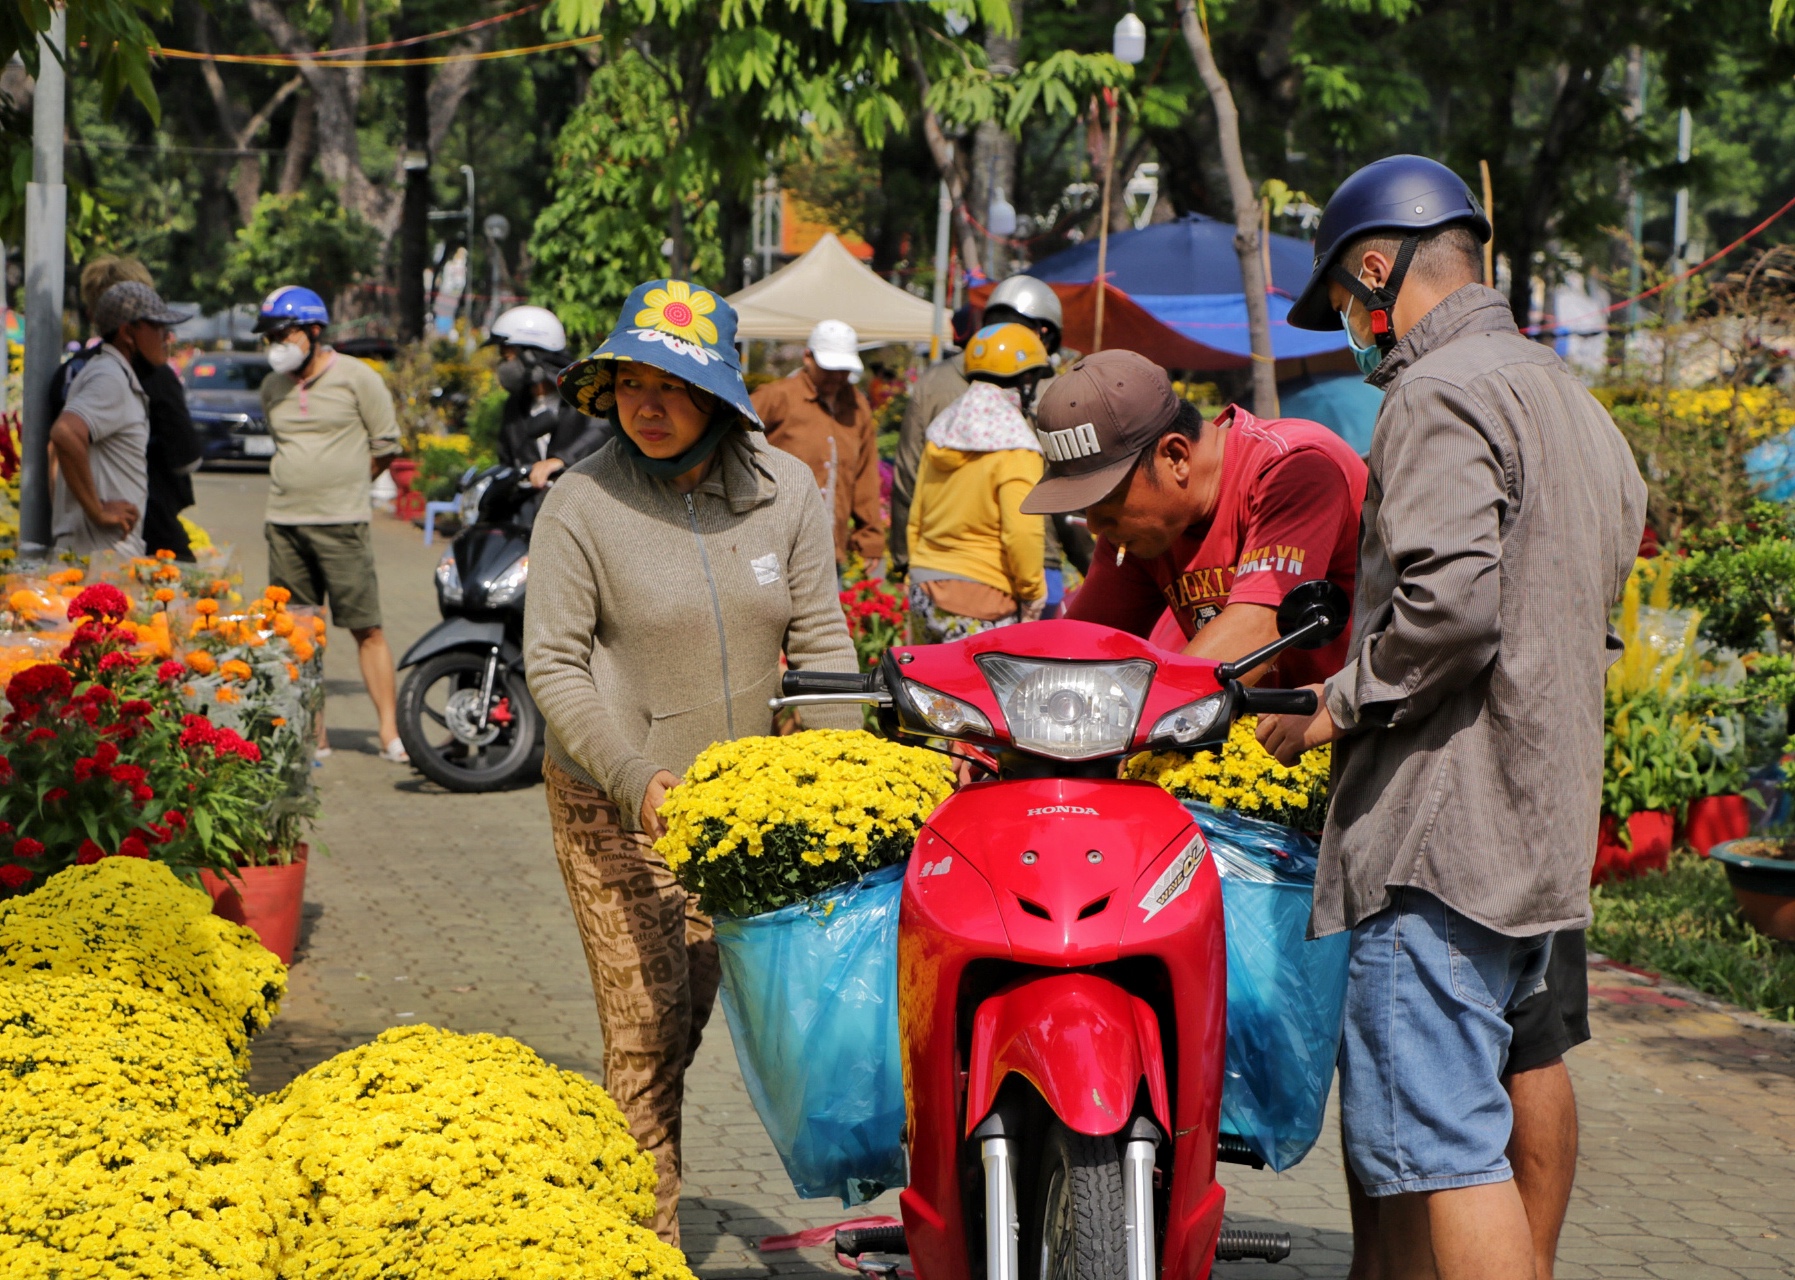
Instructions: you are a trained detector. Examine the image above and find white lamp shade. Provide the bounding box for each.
[987,189,1018,238]
[1113,12,1147,65]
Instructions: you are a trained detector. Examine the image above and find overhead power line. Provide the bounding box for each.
[152,30,599,71]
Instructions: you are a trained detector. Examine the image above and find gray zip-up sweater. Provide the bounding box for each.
[1315,285,1646,938]
[525,430,861,831]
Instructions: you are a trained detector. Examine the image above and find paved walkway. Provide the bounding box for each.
[195,472,1795,1279]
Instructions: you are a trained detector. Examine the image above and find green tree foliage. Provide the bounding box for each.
[214,190,379,310]
[528,50,723,344]
[1,0,168,120]
[1672,502,1795,657]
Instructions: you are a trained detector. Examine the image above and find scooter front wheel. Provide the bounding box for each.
[1025,1121,1128,1280]
[397,651,543,792]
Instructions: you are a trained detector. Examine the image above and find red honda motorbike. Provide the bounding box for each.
[772,581,1347,1280]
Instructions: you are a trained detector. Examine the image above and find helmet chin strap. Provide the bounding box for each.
[1329,235,1419,353]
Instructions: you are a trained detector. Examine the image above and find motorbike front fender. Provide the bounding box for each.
[965,972,1170,1138]
[396,617,512,670]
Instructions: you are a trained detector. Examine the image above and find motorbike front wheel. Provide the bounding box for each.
[1025,1121,1128,1280]
[397,651,543,792]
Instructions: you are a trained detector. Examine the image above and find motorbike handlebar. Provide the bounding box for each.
[1238,687,1319,717]
[780,670,881,696]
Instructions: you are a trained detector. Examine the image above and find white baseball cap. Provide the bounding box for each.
[807,319,864,372]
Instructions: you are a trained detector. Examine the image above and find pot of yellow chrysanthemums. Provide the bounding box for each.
[1123,718,1349,1172]
[654,729,953,1206]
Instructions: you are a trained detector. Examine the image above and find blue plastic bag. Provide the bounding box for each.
[1184,802,1349,1172]
[712,861,907,1205]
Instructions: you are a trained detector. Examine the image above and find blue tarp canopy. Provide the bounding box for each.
[1025,214,1347,361]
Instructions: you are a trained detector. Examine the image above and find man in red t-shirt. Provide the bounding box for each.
[1020,350,1367,687]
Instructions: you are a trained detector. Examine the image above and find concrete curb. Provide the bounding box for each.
[1588,951,1795,1042]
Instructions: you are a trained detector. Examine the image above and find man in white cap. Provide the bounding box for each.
[752,318,885,566]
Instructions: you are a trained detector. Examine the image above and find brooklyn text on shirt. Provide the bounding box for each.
[1161,566,1232,613]
[1236,544,1308,577]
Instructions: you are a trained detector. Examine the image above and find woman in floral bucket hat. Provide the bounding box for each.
[524,279,861,1244]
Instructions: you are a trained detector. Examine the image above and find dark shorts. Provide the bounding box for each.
[1503,928,1591,1076]
[265,521,383,632]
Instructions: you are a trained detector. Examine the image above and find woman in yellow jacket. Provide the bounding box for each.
[905,323,1051,642]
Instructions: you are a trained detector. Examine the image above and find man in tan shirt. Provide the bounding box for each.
[751,319,885,567]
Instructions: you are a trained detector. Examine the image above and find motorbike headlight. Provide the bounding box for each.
[1147,692,1228,747]
[484,555,529,607]
[434,550,463,606]
[903,680,993,737]
[459,474,494,526]
[976,656,1154,760]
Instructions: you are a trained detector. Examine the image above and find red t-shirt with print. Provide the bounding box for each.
[1065,406,1368,689]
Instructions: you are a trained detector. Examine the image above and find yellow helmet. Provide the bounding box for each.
[964,322,1050,383]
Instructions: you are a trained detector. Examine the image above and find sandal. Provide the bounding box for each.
[379,738,410,764]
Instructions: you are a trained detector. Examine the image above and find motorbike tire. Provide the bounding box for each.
[1025,1121,1128,1280]
[397,651,543,793]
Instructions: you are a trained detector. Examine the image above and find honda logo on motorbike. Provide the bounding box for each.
[1138,836,1207,921]
[919,856,954,878]
[1026,805,1099,817]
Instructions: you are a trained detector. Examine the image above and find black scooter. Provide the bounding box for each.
[396,465,548,791]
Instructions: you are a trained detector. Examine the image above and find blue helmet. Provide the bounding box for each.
[1287,155,1491,335]
[253,285,330,334]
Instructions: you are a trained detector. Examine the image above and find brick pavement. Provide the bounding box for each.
[195,471,1795,1279]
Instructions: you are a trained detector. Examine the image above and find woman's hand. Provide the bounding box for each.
[640,769,681,840]
[1255,686,1342,765]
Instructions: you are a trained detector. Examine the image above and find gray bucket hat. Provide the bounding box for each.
[93,281,191,336]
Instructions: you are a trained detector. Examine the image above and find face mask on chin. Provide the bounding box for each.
[267,337,309,376]
[1338,267,1388,378]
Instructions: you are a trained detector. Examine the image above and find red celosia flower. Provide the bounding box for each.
[0,821,10,836]
[145,823,172,844]
[81,685,116,706]
[6,663,72,711]
[43,788,68,805]
[109,764,147,787]
[75,839,105,865]
[24,728,56,745]
[117,834,150,859]
[131,784,154,806]
[11,838,44,859]
[117,700,153,718]
[0,756,10,782]
[0,865,31,889]
[97,651,141,674]
[67,584,130,623]
[72,758,97,784]
[94,741,120,768]
[157,660,185,684]
[163,810,187,831]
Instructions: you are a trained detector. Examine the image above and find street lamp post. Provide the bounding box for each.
[1094,11,1147,352]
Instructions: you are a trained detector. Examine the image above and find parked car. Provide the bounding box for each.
[183,352,275,466]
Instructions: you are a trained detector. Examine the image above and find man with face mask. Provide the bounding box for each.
[1259,156,1648,1280]
[256,285,408,763]
[488,305,610,487]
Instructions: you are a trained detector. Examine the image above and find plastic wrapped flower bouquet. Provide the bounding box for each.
[655,729,954,917]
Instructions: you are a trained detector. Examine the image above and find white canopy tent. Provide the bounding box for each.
[727,233,937,344]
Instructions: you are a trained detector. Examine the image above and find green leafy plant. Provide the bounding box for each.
[213,190,380,312]
[1672,501,1795,658]
[1591,852,1795,1022]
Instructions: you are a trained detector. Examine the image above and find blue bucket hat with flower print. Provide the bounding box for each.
[557,279,762,429]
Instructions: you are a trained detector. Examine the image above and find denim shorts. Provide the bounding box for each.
[1338,888,1552,1198]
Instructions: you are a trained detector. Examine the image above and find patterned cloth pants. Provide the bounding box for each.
[544,758,721,1247]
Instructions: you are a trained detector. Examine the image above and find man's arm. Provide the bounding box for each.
[49,412,138,533]
[355,359,402,475]
[846,398,886,564]
[1180,602,1279,681]
[1324,380,1505,732]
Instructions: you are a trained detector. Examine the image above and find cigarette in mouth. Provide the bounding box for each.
[1115,545,1126,567]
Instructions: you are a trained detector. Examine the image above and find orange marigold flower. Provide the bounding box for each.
[47,569,84,586]
[185,650,217,675]
[290,637,314,662]
[155,549,176,561]
[154,565,180,581]
[271,716,287,727]
[194,599,219,616]
[272,614,295,636]
[215,686,241,704]
[284,662,299,682]
[220,659,254,682]
[264,585,292,605]
[154,588,176,604]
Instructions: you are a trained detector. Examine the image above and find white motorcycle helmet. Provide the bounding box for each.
[984,274,1064,349]
[488,304,568,356]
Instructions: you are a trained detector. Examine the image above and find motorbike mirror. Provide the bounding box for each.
[1275,580,1349,650]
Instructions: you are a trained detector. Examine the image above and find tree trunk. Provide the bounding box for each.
[719,188,750,294]
[397,13,431,344]
[970,0,1022,280]
[899,33,983,279]
[1177,0,1278,417]
[277,90,315,195]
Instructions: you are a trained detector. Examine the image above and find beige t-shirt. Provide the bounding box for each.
[53,344,149,557]
[261,350,401,525]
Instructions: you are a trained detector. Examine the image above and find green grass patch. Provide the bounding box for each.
[1590,851,1795,1022]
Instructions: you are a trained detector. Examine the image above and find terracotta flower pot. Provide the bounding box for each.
[1681,794,1751,857]
[1709,840,1795,942]
[200,845,308,964]
[1594,811,1674,883]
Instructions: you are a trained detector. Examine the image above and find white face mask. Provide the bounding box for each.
[267,339,308,376]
